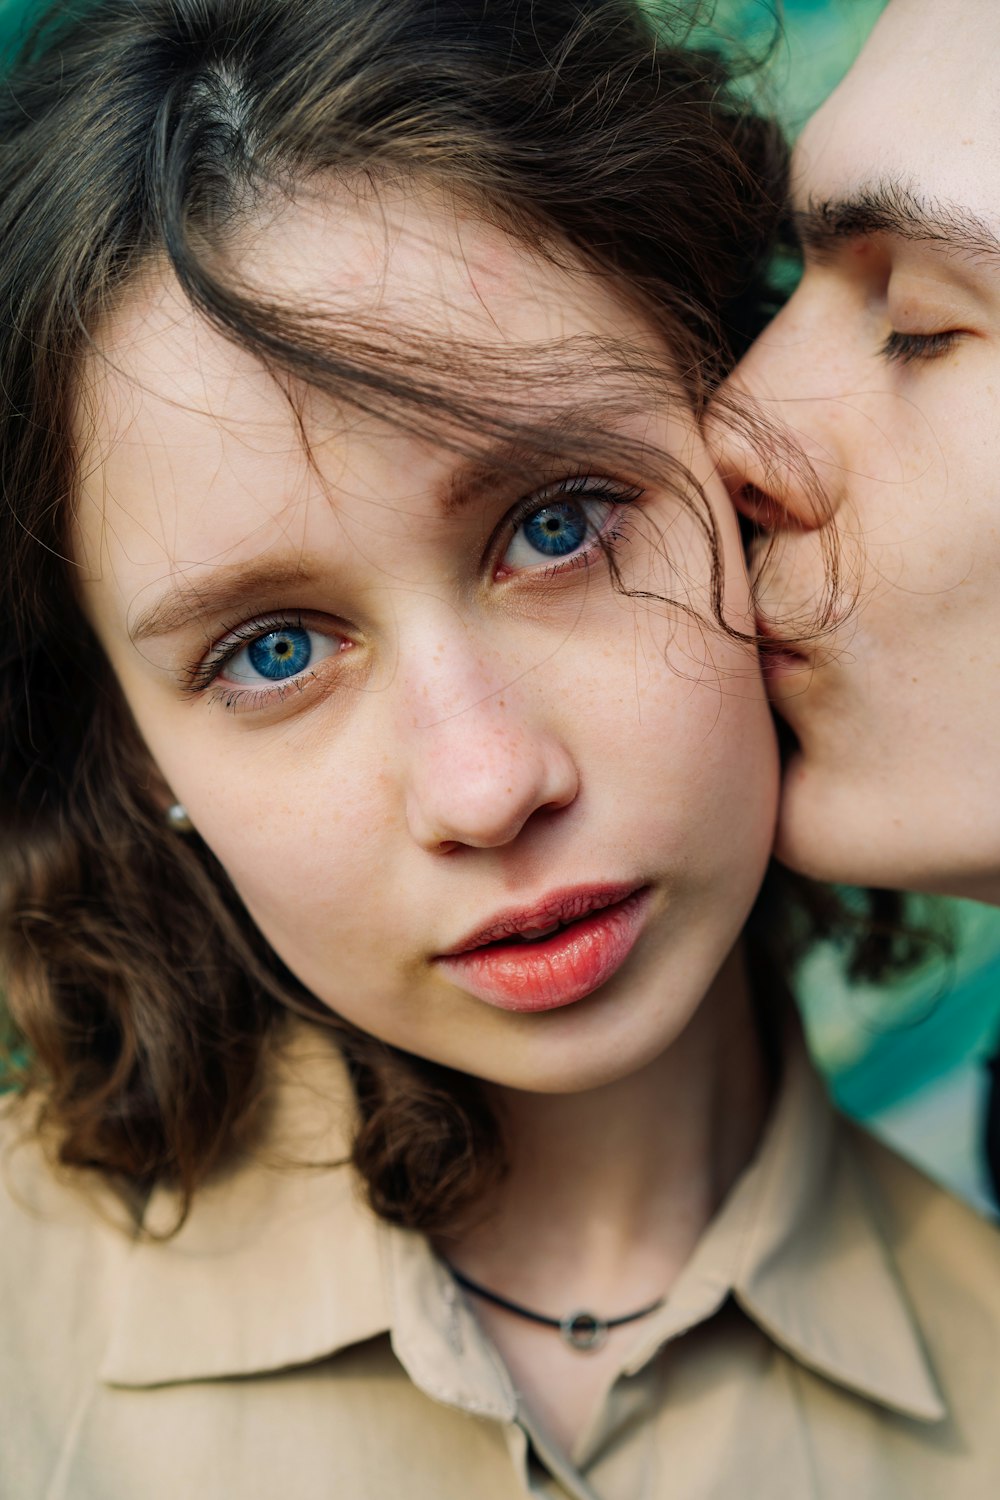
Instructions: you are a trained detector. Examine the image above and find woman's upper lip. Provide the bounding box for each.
[440,881,645,956]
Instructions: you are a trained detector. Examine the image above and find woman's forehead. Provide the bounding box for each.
[93,179,647,383]
[71,182,667,628]
[75,178,657,493]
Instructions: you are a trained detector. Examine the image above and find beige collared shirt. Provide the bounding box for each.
[3,1019,1000,1500]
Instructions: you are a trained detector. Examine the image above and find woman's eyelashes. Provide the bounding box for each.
[497,475,642,576]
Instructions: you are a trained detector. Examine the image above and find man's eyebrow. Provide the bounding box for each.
[128,559,324,644]
[795,179,1000,264]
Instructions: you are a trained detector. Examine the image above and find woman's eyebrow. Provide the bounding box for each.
[127,400,659,645]
[442,400,656,517]
[795,178,1000,266]
[127,559,324,644]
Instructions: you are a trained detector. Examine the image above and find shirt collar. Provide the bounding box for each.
[100,1021,392,1387]
[619,1027,946,1424]
[732,1034,946,1422]
[101,1019,520,1418]
[101,1017,946,1425]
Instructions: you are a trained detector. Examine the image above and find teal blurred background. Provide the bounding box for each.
[2,0,998,1213]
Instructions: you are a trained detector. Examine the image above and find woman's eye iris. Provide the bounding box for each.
[523,501,589,557]
[504,492,618,570]
[239,624,310,684]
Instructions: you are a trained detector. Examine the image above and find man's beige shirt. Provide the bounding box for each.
[3,1020,1000,1499]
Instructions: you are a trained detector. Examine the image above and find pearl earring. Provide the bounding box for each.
[165,802,194,833]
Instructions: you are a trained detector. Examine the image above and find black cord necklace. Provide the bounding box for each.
[449,1266,666,1352]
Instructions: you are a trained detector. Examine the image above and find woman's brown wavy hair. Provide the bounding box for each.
[0,0,794,1231]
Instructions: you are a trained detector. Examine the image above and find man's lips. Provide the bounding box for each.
[755,614,810,686]
[435,883,652,1013]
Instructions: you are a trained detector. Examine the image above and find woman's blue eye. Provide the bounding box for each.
[502,492,616,570]
[225,625,331,685]
[247,627,311,679]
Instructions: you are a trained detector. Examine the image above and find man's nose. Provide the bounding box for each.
[400,635,579,854]
[710,303,848,535]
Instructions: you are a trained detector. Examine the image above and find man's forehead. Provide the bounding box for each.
[795,0,1000,231]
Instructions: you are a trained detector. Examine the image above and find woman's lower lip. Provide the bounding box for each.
[435,887,652,1013]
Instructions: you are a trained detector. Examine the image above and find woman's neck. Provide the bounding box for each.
[443,944,771,1311]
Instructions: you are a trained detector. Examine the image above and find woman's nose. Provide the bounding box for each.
[400,646,580,854]
[709,304,848,535]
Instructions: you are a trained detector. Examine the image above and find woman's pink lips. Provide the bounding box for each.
[435,886,652,1013]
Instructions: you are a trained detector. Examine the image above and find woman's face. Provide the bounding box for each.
[74,185,777,1094]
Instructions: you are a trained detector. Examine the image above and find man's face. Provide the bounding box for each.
[715,0,1000,901]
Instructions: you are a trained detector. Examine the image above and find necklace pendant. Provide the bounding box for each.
[559,1310,608,1352]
